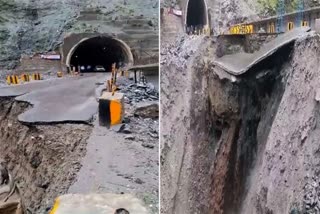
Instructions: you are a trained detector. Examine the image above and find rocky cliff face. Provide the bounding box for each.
[0,0,158,69]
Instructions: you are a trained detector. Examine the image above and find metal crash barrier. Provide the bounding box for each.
[229,24,254,35]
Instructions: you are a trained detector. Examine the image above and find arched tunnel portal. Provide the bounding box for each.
[66,36,134,72]
[185,0,209,30]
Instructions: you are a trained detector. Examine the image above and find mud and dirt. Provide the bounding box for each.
[0,97,92,213]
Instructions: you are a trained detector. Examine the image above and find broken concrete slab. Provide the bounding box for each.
[134,101,159,118]
[213,27,311,75]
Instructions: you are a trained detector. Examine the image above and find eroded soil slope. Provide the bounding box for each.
[161,30,320,213]
[242,34,320,214]
[0,98,92,213]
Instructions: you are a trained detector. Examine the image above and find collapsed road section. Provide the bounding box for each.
[161,1,320,212]
[0,1,159,212]
[0,70,159,213]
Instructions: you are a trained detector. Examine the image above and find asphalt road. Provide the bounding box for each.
[68,118,159,208]
[0,73,107,123]
[213,27,311,75]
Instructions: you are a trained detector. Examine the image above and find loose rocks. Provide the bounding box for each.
[134,102,159,119]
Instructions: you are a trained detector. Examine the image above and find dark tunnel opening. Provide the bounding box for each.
[186,0,208,29]
[69,37,132,72]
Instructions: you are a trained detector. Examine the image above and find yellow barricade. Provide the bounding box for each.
[32,73,41,80]
[6,75,19,85]
[20,74,30,82]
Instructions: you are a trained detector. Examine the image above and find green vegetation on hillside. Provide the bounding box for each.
[257,0,308,16]
[0,0,17,23]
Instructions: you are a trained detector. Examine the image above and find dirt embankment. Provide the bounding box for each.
[161,31,320,214]
[242,34,320,214]
[0,97,92,213]
[188,39,291,213]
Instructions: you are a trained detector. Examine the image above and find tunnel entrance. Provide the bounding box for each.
[185,0,208,31]
[67,37,133,72]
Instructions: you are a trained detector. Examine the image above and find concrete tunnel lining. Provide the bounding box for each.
[185,0,209,29]
[66,36,134,72]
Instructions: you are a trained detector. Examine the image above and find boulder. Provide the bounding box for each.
[134,102,159,119]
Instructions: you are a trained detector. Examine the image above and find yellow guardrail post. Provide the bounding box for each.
[13,75,18,84]
[6,76,11,85]
[32,73,41,80]
[21,74,30,82]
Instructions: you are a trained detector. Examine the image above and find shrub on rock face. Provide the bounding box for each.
[134,102,159,119]
[257,0,303,16]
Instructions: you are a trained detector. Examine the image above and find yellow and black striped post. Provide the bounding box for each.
[32,73,41,80]
[21,74,30,82]
[6,75,19,85]
[13,75,18,84]
[99,92,124,127]
[6,76,11,85]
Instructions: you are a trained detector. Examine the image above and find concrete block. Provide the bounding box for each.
[49,193,148,214]
[99,92,124,127]
[134,101,159,118]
